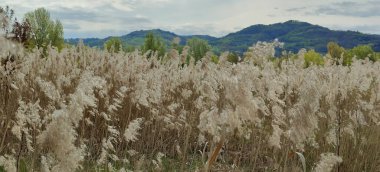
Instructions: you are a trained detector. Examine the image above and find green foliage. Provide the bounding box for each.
[328,42,378,65]
[186,38,211,64]
[19,159,28,172]
[104,37,122,53]
[327,42,345,59]
[304,50,324,67]
[227,52,239,64]
[211,55,219,64]
[49,20,64,50]
[376,52,380,61]
[123,44,136,53]
[142,32,166,58]
[342,53,353,66]
[349,45,375,61]
[327,42,353,65]
[24,8,64,55]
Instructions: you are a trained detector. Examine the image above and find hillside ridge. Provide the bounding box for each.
[65,20,380,53]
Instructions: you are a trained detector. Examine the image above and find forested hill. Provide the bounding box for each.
[66,20,380,54]
[66,29,217,50]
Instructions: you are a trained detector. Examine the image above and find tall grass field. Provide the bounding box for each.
[0,37,379,172]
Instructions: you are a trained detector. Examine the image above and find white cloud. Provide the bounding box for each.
[314,1,380,17]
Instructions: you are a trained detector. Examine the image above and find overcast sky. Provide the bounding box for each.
[3,0,380,38]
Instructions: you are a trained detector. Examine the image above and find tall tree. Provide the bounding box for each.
[186,38,211,64]
[327,42,345,59]
[104,37,122,53]
[49,20,64,51]
[142,32,166,58]
[24,8,64,55]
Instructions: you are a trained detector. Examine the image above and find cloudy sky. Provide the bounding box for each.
[3,0,380,38]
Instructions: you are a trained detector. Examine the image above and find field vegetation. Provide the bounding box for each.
[1,6,380,172]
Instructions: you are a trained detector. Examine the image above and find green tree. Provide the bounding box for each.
[123,44,136,53]
[304,50,324,67]
[186,38,211,64]
[349,45,375,61]
[211,55,219,64]
[327,42,345,59]
[142,32,165,58]
[104,37,122,53]
[327,42,353,65]
[24,8,64,54]
[227,52,239,64]
[49,20,64,50]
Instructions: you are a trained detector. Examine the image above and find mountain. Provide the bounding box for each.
[119,29,217,47]
[65,29,217,50]
[65,20,380,54]
[214,20,380,53]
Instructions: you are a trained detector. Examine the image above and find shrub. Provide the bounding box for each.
[227,52,239,64]
[186,38,211,64]
[104,37,122,53]
[349,45,375,61]
[304,50,324,67]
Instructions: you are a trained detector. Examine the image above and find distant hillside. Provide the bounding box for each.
[65,29,217,50]
[119,29,217,47]
[66,20,380,54]
[214,20,380,53]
